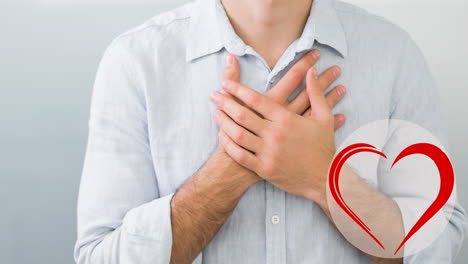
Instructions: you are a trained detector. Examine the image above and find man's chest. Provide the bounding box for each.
[145,54,394,195]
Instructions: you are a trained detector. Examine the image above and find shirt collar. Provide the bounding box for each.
[186,0,348,62]
[296,0,348,57]
[186,0,224,61]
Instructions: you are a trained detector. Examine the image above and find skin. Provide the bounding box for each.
[222,0,314,68]
[170,51,345,263]
[212,68,337,202]
[171,0,405,263]
[212,63,405,262]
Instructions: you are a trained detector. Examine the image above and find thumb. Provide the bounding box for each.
[306,67,332,120]
[223,54,240,82]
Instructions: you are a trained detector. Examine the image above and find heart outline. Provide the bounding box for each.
[328,143,454,255]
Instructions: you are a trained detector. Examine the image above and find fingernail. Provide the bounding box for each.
[312,50,320,59]
[333,67,341,78]
[310,67,318,80]
[337,86,346,97]
[210,91,221,103]
[226,55,234,66]
[338,115,345,123]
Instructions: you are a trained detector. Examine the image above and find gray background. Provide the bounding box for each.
[0,0,466,263]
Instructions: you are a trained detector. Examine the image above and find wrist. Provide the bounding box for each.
[302,165,330,212]
[198,147,258,197]
[213,146,260,188]
[304,184,328,211]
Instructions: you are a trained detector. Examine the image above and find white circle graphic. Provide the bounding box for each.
[326,119,456,258]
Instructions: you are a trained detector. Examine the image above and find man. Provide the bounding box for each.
[74,0,466,263]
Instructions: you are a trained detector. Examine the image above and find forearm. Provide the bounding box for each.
[169,149,259,264]
[314,166,404,264]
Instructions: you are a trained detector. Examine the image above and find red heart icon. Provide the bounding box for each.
[328,143,454,255]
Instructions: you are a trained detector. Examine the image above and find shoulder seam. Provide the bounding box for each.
[333,0,400,26]
[117,16,190,41]
[114,4,192,41]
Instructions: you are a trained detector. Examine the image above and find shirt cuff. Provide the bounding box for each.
[394,197,453,264]
[121,193,175,263]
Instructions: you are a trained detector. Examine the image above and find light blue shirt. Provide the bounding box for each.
[74,0,466,263]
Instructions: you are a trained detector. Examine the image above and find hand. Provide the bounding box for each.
[212,50,346,184]
[211,67,344,203]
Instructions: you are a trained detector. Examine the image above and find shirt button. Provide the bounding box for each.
[271,215,280,225]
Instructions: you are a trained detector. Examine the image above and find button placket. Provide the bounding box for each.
[265,182,286,264]
[271,215,280,225]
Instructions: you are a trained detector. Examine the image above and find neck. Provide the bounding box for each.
[221,0,313,69]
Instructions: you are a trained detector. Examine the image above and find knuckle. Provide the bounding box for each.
[236,151,248,164]
[230,82,240,93]
[260,163,275,178]
[235,110,247,123]
[271,130,285,144]
[224,139,233,152]
[233,129,244,143]
[217,97,225,108]
[218,114,227,127]
[279,114,294,128]
[289,69,303,83]
[247,93,261,107]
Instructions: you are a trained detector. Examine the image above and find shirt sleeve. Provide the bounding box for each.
[383,32,467,263]
[74,37,174,264]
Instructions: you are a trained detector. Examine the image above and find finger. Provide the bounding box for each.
[287,88,309,114]
[301,85,346,114]
[306,67,333,120]
[287,65,341,115]
[303,107,345,130]
[334,114,346,130]
[219,130,260,172]
[267,50,320,104]
[222,80,284,121]
[223,54,240,82]
[213,109,262,152]
[325,85,346,108]
[210,91,266,135]
[318,66,341,91]
[221,54,243,104]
